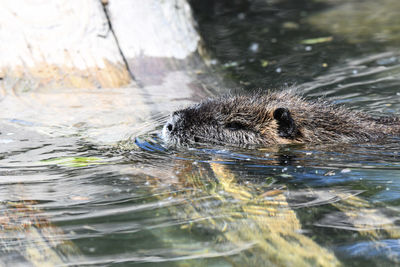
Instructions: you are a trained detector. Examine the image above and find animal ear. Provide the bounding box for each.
[273,107,297,138]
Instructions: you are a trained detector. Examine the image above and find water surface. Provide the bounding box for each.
[2,0,400,266]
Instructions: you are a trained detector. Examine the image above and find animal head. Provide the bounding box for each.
[162,94,301,147]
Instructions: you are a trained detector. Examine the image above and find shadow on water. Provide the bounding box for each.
[2,0,400,266]
[191,0,400,92]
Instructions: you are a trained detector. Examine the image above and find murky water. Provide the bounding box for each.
[2,0,400,266]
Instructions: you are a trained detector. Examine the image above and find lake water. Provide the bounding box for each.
[2,0,400,266]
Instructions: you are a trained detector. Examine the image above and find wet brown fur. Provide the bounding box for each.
[162,90,400,147]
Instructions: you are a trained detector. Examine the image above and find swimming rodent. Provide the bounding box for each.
[162,90,400,147]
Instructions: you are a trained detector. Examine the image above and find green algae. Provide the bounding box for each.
[41,156,105,167]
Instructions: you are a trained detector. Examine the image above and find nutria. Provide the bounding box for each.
[161,90,400,147]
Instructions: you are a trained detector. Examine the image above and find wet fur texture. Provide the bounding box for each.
[162,91,400,147]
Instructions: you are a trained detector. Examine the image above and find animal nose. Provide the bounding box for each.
[167,123,173,131]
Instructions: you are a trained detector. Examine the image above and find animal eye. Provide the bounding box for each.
[225,121,247,130]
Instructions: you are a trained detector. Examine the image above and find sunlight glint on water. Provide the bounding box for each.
[2,0,400,266]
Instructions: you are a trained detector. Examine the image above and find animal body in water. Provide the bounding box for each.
[162,91,400,147]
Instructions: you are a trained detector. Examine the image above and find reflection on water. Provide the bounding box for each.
[299,51,400,114]
[2,0,400,266]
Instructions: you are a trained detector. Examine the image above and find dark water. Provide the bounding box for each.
[2,0,400,266]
